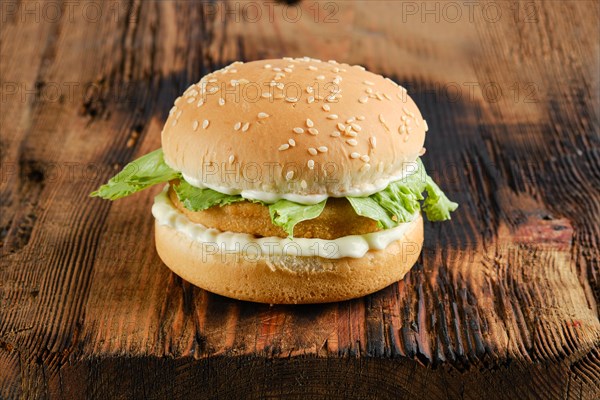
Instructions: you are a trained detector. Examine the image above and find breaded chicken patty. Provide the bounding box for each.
[168,185,380,239]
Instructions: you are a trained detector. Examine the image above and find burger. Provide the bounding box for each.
[91,57,458,304]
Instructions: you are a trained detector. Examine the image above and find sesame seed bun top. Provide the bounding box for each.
[161,57,427,200]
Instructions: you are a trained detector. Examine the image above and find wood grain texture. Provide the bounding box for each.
[1,0,599,398]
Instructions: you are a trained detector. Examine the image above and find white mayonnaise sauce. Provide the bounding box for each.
[152,187,416,259]
[180,161,419,205]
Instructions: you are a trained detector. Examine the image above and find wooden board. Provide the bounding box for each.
[1,0,599,398]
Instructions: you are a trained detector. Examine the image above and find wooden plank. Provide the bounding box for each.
[1,0,599,398]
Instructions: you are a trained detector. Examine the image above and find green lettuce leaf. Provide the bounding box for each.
[90,149,179,200]
[346,197,396,229]
[91,147,457,237]
[172,180,246,211]
[268,199,327,237]
[347,159,457,227]
[422,176,458,221]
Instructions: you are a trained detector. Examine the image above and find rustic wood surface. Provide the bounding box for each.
[1,0,599,398]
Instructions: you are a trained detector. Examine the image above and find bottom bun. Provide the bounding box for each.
[154,215,423,304]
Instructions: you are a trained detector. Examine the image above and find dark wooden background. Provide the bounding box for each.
[1,1,599,398]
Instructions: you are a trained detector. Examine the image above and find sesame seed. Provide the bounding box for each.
[359,97,368,104]
[242,122,250,132]
[285,97,298,103]
[379,114,386,124]
[208,87,219,94]
[322,104,331,111]
[404,135,410,142]
[288,139,296,146]
[307,160,315,169]
[370,137,377,148]
[332,67,340,73]
[399,126,407,134]
[279,144,290,151]
[306,118,314,127]
[363,80,375,86]
[337,123,346,131]
[258,112,270,119]
[347,131,358,138]
[308,66,318,71]
[326,96,337,103]
[308,128,319,135]
[350,152,360,159]
[306,86,314,93]
[202,120,210,129]
[351,123,362,131]
[346,139,358,146]
[318,146,328,153]
[208,78,217,83]
[316,75,325,80]
[331,132,341,137]
[234,122,242,130]
[308,148,318,156]
[262,92,272,98]
[308,96,315,104]
[357,116,365,121]
[187,89,199,97]
[423,120,429,132]
[354,65,366,71]
[360,155,370,162]
[171,119,177,127]
[360,164,371,172]
[419,147,427,156]
[273,67,282,72]
[169,106,177,115]
[365,88,373,94]
[192,120,199,131]
[284,68,293,73]
[229,155,235,164]
[383,93,392,100]
[300,180,308,189]
[229,69,237,73]
[176,110,182,118]
[293,127,304,134]
[197,99,204,107]
[276,83,285,90]
[219,98,225,106]
[327,114,339,120]
[187,97,196,104]
[346,117,356,123]
[286,171,294,181]
[264,64,272,69]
